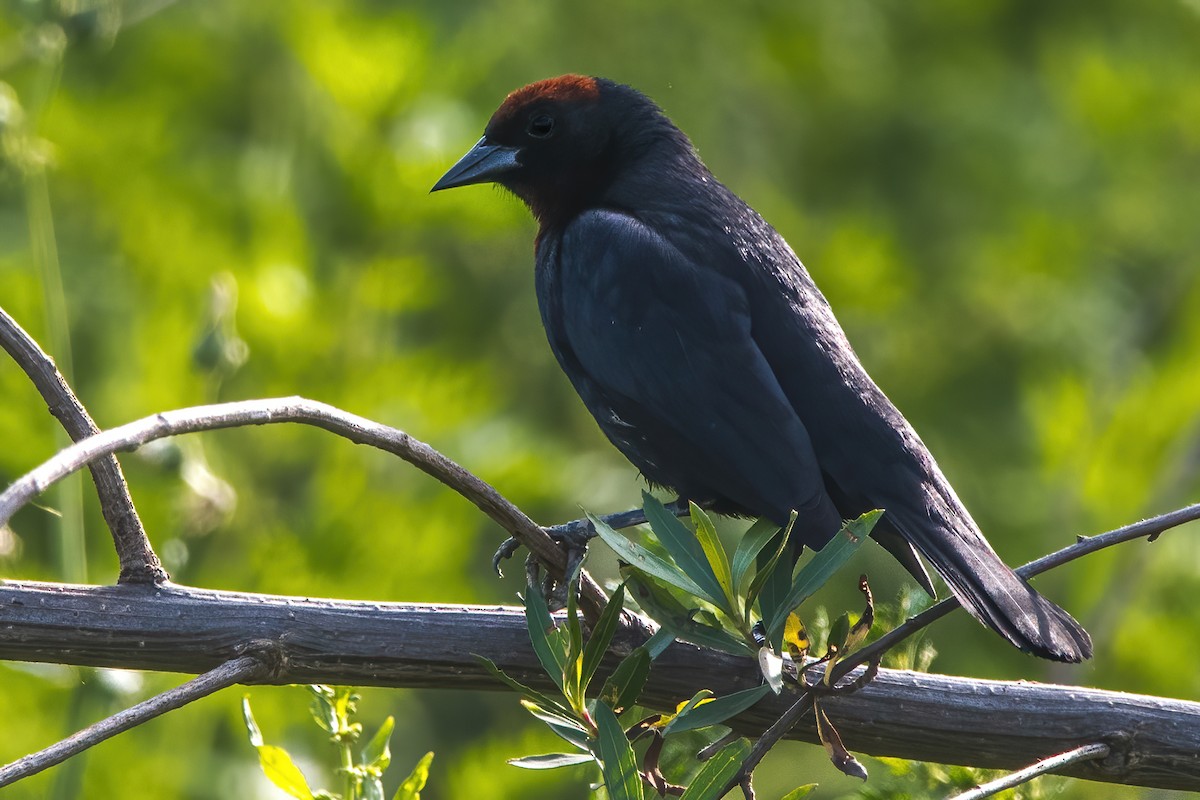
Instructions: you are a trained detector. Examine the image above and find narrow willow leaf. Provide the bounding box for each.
[592,512,712,599]
[508,752,595,770]
[600,646,652,713]
[658,690,713,736]
[779,784,819,799]
[658,684,770,735]
[641,493,726,606]
[474,655,575,720]
[731,517,780,593]
[524,580,569,693]
[593,700,645,800]
[690,502,737,616]
[644,628,676,659]
[815,701,868,781]
[746,512,797,624]
[256,745,316,800]
[678,739,751,800]
[393,751,434,800]
[564,584,585,709]
[623,567,752,656]
[582,584,626,692]
[767,510,881,640]
[520,699,590,751]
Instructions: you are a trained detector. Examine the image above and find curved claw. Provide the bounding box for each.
[492,537,522,577]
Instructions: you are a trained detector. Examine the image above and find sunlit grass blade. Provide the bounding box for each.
[678,738,750,800]
[593,699,645,800]
[591,512,712,599]
[766,510,881,641]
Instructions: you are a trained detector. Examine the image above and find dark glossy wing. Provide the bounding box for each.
[552,209,842,545]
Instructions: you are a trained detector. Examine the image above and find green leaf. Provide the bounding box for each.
[658,689,713,736]
[256,745,316,800]
[474,655,576,720]
[593,700,645,800]
[361,715,393,772]
[520,699,591,751]
[622,567,752,656]
[642,493,726,607]
[827,613,850,653]
[563,583,585,709]
[779,784,819,799]
[393,751,434,800]
[690,502,737,616]
[307,686,338,735]
[644,628,676,659]
[508,752,594,770]
[731,517,780,593]
[592,512,712,600]
[678,739,750,800]
[582,583,626,693]
[600,646,652,713]
[524,580,570,693]
[767,510,881,640]
[242,696,263,747]
[660,684,770,735]
[745,512,796,625]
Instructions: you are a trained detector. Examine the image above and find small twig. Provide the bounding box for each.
[0,653,269,788]
[720,500,1200,795]
[832,500,1200,685]
[947,742,1111,800]
[0,396,609,615]
[0,305,164,583]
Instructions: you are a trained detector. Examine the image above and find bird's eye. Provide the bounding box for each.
[527,114,555,139]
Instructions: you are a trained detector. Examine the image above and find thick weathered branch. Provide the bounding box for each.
[0,396,608,615]
[0,579,1197,791]
[0,305,164,583]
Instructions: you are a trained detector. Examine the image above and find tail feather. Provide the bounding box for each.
[887,494,1092,663]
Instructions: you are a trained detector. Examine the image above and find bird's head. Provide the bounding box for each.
[432,75,688,226]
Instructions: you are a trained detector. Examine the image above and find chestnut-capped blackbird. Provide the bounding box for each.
[433,75,1091,662]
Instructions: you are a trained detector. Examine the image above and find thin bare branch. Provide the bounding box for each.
[0,396,609,614]
[0,305,164,583]
[724,499,1200,794]
[0,652,271,788]
[947,743,1111,800]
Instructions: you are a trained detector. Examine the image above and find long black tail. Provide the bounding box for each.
[887,492,1092,663]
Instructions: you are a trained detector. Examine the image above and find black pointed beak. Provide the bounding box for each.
[431,137,521,192]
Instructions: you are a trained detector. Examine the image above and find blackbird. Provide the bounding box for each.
[432,75,1091,662]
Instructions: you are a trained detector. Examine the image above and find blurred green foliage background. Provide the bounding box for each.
[1,0,1198,797]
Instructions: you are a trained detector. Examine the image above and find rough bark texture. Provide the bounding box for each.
[1,579,1196,791]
